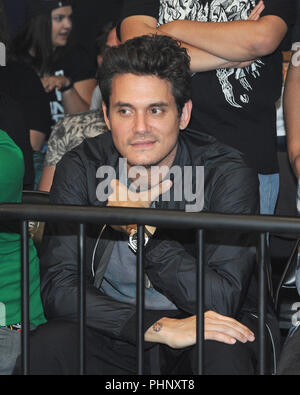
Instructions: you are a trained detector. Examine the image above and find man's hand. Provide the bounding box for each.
[107,178,172,235]
[41,75,71,93]
[248,0,265,22]
[145,311,255,349]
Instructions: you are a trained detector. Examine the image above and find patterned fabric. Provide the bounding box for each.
[158,0,264,110]
[44,109,108,166]
[3,323,22,331]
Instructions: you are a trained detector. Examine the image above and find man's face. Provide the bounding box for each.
[51,6,73,48]
[103,73,191,170]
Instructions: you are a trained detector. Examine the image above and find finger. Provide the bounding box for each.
[211,322,254,343]
[248,3,261,20]
[248,1,265,20]
[127,225,137,234]
[45,83,56,92]
[141,179,172,202]
[220,317,255,339]
[110,224,136,234]
[250,0,264,15]
[205,311,255,341]
[205,329,237,345]
[109,179,128,203]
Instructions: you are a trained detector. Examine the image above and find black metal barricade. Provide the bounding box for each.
[1,203,300,375]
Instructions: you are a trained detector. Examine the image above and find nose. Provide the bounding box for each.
[63,16,72,30]
[133,112,148,135]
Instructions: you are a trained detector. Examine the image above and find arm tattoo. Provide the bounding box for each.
[152,321,163,332]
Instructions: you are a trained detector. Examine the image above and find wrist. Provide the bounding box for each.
[145,317,170,344]
[128,225,156,253]
[60,78,73,92]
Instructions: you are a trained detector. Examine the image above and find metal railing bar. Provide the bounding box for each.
[2,204,300,235]
[1,205,296,375]
[78,223,86,375]
[258,233,266,375]
[136,225,145,375]
[196,229,205,375]
[21,220,30,375]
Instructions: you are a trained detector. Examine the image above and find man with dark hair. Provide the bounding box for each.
[16,34,279,375]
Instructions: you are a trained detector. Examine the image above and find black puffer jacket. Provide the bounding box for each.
[40,128,279,351]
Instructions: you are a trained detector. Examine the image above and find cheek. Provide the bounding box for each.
[52,25,59,39]
[111,130,128,152]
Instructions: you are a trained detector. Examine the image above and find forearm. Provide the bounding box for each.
[284,61,300,178]
[181,42,246,72]
[159,16,287,61]
[120,16,239,72]
[38,165,56,192]
[62,87,90,114]
[29,129,46,152]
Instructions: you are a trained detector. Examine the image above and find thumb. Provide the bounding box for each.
[109,179,128,202]
[150,179,173,202]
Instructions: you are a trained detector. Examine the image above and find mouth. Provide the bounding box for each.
[58,32,70,40]
[130,140,157,149]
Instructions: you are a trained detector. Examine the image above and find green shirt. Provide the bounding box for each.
[0,130,46,326]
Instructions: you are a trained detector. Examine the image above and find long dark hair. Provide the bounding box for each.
[12,9,73,76]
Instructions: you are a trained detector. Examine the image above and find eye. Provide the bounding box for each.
[150,107,163,115]
[53,15,64,23]
[118,108,131,116]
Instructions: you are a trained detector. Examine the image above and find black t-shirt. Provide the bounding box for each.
[0,61,51,138]
[120,0,296,174]
[0,61,53,189]
[0,92,34,190]
[23,45,96,127]
[292,0,300,41]
[48,45,96,126]
[71,0,124,62]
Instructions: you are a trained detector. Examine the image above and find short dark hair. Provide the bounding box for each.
[95,21,115,56]
[98,35,191,116]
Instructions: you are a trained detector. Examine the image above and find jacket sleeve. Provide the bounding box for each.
[40,151,180,345]
[144,165,259,318]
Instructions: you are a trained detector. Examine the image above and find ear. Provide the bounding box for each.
[179,100,192,130]
[102,101,111,130]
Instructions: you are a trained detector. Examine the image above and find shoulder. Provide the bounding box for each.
[181,128,252,171]
[50,109,106,138]
[0,129,23,158]
[180,129,259,214]
[55,130,115,174]
[46,110,108,165]
[0,130,24,199]
[50,131,116,205]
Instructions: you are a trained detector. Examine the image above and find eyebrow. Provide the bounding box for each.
[113,101,169,108]
[53,12,73,17]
